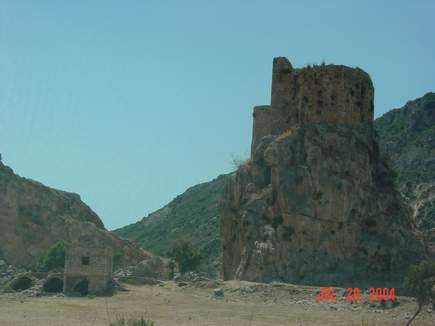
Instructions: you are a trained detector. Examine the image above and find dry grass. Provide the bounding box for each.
[0,282,434,326]
[276,129,293,141]
[231,155,252,169]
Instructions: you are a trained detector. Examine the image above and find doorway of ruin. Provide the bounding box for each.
[73,279,89,296]
[10,276,33,291]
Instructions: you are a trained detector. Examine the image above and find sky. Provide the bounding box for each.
[0,1,434,230]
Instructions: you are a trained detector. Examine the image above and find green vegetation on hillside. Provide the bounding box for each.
[169,240,201,274]
[114,174,229,276]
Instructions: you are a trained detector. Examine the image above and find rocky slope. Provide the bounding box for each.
[374,92,435,232]
[220,58,426,287]
[0,161,148,267]
[114,174,228,276]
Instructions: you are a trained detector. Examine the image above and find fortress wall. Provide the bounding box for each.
[251,105,272,155]
[287,64,374,127]
[250,57,374,156]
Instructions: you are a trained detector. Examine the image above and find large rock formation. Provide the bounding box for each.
[220,57,426,287]
[0,160,148,267]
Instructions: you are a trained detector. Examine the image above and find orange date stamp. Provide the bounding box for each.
[316,287,396,303]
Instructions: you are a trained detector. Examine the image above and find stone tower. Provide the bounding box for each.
[251,57,374,155]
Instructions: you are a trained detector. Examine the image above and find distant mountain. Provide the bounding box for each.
[115,92,435,276]
[374,92,435,232]
[114,174,228,276]
[0,161,148,267]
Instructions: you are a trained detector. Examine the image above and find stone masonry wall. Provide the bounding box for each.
[64,246,113,294]
[251,57,374,155]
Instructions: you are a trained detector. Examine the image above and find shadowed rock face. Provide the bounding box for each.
[0,161,148,267]
[220,57,425,287]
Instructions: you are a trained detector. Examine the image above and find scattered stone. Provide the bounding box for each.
[118,276,162,286]
[177,282,188,287]
[240,286,257,295]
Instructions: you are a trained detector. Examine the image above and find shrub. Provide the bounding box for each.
[230,154,251,170]
[37,240,66,272]
[109,316,154,326]
[169,240,201,274]
[404,260,435,325]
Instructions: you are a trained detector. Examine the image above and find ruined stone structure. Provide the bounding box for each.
[251,57,374,154]
[63,245,113,295]
[220,57,425,287]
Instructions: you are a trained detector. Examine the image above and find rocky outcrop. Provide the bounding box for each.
[0,161,148,267]
[220,57,426,287]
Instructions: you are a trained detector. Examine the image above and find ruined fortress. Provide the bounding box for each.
[220,57,424,286]
[251,57,374,154]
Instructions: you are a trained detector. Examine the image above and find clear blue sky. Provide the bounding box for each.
[1,1,434,229]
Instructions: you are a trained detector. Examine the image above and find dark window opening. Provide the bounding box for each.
[81,256,90,265]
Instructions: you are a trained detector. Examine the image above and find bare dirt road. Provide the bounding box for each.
[0,281,433,326]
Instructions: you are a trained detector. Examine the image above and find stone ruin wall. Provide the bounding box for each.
[64,246,113,294]
[251,57,374,155]
[64,246,113,276]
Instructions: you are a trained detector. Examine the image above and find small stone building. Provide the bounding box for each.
[63,245,113,295]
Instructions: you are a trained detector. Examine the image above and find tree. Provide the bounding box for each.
[168,259,176,279]
[169,240,201,274]
[37,240,66,271]
[404,260,435,326]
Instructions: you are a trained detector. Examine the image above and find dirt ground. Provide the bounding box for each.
[0,281,434,326]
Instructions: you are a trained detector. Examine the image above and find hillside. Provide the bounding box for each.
[114,174,228,276]
[115,92,435,277]
[374,92,435,231]
[0,160,148,267]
